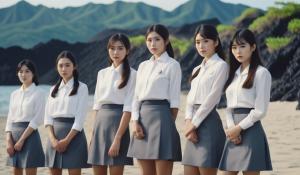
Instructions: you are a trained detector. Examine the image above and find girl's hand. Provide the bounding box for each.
[226,125,242,141]
[132,121,144,139]
[185,119,198,143]
[185,120,196,137]
[186,130,198,143]
[14,139,25,151]
[6,139,15,157]
[57,138,71,153]
[108,138,121,157]
[50,138,60,151]
[231,135,242,145]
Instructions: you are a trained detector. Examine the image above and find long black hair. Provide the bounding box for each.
[190,24,225,82]
[145,24,174,58]
[16,59,39,85]
[107,33,131,89]
[51,50,79,97]
[224,28,262,90]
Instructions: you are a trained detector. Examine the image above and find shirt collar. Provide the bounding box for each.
[150,51,170,63]
[59,77,74,89]
[109,63,123,73]
[200,53,220,68]
[235,64,250,76]
[20,83,36,92]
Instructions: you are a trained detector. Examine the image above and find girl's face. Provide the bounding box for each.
[195,33,218,59]
[18,65,33,86]
[231,39,256,65]
[57,58,75,82]
[108,41,128,67]
[146,32,167,58]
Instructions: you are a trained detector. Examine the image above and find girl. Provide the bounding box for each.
[5,59,45,175]
[44,51,90,175]
[88,33,136,175]
[219,29,272,175]
[183,24,228,175]
[127,24,182,175]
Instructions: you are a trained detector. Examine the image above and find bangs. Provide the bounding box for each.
[232,34,247,45]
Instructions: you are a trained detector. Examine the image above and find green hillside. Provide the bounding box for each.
[0,0,248,48]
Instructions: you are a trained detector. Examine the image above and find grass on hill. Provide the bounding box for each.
[250,2,300,32]
[288,18,300,33]
[217,24,236,33]
[266,36,293,52]
[234,8,261,23]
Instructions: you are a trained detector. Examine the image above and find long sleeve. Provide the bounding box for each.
[44,92,54,127]
[192,63,228,128]
[238,69,272,130]
[29,90,46,130]
[72,84,89,131]
[169,62,182,108]
[93,71,102,110]
[123,71,136,112]
[5,93,14,132]
[131,63,143,121]
[185,66,201,119]
[225,108,235,128]
[185,94,194,120]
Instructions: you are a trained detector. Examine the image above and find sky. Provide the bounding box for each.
[0,0,299,11]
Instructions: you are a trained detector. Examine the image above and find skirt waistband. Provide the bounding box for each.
[101,104,123,109]
[141,100,169,106]
[193,104,201,108]
[232,108,253,114]
[12,122,30,127]
[53,117,75,123]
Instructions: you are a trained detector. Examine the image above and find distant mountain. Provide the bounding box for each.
[0,19,219,90]
[0,0,248,48]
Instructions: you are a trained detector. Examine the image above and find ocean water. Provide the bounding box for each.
[0,85,94,117]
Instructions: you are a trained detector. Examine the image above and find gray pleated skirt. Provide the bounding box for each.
[182,105,225,168]
[88,104,133,166]
[6,122,45,168]
[219,108,272,171]
[45,118,90,169]
[127,100,182,161]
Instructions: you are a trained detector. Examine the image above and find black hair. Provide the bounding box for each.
[107,33,131,89]
[51,50,79,97]
[16,59,39,85]
[225,28,262,90]
[145,24,174,58]
[190,24,225,82]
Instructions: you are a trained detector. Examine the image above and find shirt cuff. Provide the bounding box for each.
[191,116,204,128]
[238,117,253,130]
[170,100,179,108]
[123,105,131,112]
[44,119,54,127]
[29,121,39,130]
[93,103,101,110]
[131,111,139,121]
[185,110,193,120]
[72,123,83,131]
[5,125,12,132]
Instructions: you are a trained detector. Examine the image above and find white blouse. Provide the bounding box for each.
[5,84,46,132]
[132,51,182,120]
[44,78,89,131]
[93,64,136,112]
[185,53,228,128]
[225,65,272,130]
